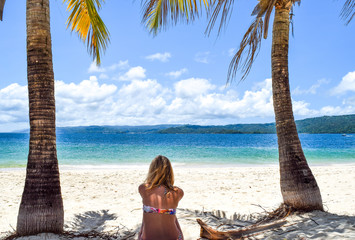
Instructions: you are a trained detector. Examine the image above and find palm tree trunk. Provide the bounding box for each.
[271,2,323,211]
[17,0,64,235]
[0,0,5,21]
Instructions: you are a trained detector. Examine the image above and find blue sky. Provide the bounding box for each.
[0,1,354,132]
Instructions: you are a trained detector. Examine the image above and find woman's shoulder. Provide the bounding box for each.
[173,186,184,199]
[138,183,149,194]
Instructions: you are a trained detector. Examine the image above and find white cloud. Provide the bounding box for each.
[108,60,130,71]
[56,76,117,104]
[228,48,235,57]
[0,83,28,124]
[195,52,210,64]
[55,77,117,126]
[168,78,274,119]
[1,76,354,131]
[331,71,355,95]
[145,52,171,62]
[343,96,355,106]
[116,79,169,117]
[318,105,354,116]
[292,100,318,116]
[88,60,130,75]
[293,79,329,95]
[166,68,188,79]
[0,83,28,110]
[230,78,274,118]
[99,73,109,79]
[174,78,216,98]
[119,66,146,81]
[88,62,106,73]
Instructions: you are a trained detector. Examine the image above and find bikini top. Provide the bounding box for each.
[143,204,176,215]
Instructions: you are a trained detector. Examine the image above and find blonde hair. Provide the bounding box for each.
[145,155,174,190]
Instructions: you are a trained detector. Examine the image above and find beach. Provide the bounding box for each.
[1,165,355,239]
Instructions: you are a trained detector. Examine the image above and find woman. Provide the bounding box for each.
[138,155,184,240]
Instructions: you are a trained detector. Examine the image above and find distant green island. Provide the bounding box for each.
[54,114,355,134]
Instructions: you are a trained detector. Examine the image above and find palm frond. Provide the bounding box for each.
[250,0,276,39]
[341,0,355,25]
[251,0,268,17]
[290,5,296,37]
[142,0,212,35]
[227,17,263,83]
[64,0,110,64]
[205,0,234,36]
[289,1,301,37]
[292,0,301,6]
[262,0,276,39]
[0,0,6,21]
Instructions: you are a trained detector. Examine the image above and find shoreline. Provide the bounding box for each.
[1,161,355,172]
[1,165,355,239]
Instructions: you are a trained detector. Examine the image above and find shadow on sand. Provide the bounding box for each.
[270,211,355,240]
[2,210,139,240]
[65,209,117,232]
[63,209,139,239]
[3,209,355,239]
[177,208,355,239]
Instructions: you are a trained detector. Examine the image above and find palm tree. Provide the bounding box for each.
[1,0,109,235]
[142,0,328,211]
[0,0,5,21]
[269,1,323,210]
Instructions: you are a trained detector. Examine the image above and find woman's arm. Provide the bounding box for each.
[177,187,184,201]
[138,183,146,197]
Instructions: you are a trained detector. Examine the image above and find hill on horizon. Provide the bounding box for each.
[157,114,355,134]
[15,114,355,134]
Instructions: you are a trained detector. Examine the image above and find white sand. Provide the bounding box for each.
[1,165,355,239]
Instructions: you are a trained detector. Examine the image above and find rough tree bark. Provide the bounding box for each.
[17,0,64,235]
[271,0,323,211]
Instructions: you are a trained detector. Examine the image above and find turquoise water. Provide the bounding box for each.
[0,133,354,168]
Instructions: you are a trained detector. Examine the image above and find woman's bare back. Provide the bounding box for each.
[139,184,184,240]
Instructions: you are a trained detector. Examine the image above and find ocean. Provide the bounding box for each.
[0,133,354,168]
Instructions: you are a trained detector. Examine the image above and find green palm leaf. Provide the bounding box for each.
[205,0,234,36]
[341,0,355,25]
[142,0,212,35]
[228,17,263,83]
[64,0,110,64]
